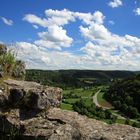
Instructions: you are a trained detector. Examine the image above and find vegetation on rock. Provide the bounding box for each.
[0,44,25,79]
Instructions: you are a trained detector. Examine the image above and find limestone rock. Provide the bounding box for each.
[3,79,63,110]
[24,90,51,110]
[8,88,25,106]
[0,108,140,140]
[0,79,140,140]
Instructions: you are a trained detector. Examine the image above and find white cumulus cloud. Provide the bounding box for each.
[108,0,123,8]
[19,9,140,70]
[134,8,140,15]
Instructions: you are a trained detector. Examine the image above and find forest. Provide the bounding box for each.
[105,74,140,119]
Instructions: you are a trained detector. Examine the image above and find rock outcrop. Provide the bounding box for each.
[1,79,62,110]
[0,79,140,140]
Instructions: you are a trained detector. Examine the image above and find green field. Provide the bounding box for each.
[97,91,113,108]
[61,87,98,110]
[60,86,139,127]
[64,98,79,104]
[60,103,73,110]
[63,87,97,97]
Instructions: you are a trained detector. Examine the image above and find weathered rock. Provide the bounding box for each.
[0,79,140,140]
[3,79,63,110]
[24,90,51,110]
[0,108,140,140]
[8,88,25,106]
[0,71,4,78]
[48,124,81,140]
[0,93,8,108]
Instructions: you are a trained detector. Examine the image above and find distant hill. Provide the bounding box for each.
[105,74,140,118]
[25,70,137,88]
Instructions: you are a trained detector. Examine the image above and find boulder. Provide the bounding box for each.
[24,90,51,110]
[3,79,63,110]
[0,108,140,140]
[8,88,25,106]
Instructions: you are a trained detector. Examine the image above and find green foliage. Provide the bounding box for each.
[105,75,140,119]
[0,44,25,79]
[132,122,140,128]
[0,50,16,77]
[125,119,130,125]
[25,69,136,88]
[73,98,116,122]
[60,103,73,110]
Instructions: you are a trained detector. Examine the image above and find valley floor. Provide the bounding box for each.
[61,85,139,126]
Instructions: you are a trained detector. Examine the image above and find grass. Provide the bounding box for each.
[116,119,126,124]
[61,87,97,110]
[61,86,137,127]
[97,91,113,108]
[84,98,93,107]
[64,98,80,104]
[60,102,73,110]
[63,87,98,97]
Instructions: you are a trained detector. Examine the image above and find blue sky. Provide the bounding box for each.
[0,0,140,70]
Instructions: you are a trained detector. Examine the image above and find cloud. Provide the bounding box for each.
[108,0,123,8]
[109,20,115,25]
[23,9,104,27]
[10,42,82,70]
[77,10,140,70]
[23,14,48,27]
[23,9,75,28]
[0,41,4,44]
[80,23,110,40]
[35,25,73,50]
[74,11,105,25]
[1,17,13,26]
[45,9,75,26]
[134,8,140,15]
[20,9,140,70]
[33,25,39,29]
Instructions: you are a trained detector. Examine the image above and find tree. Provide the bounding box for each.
[127,106,139,118]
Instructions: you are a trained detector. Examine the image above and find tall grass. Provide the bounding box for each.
[0,50,16,77]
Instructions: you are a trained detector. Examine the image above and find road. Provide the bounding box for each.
[93,89,112,110]
[92,89,101,108]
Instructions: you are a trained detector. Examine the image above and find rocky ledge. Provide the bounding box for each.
[0,79,140,140]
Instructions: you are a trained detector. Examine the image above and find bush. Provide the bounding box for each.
[0,50,16,77]
[0,44,25,79]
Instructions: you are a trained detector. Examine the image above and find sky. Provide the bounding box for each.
[0,0,140,70]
